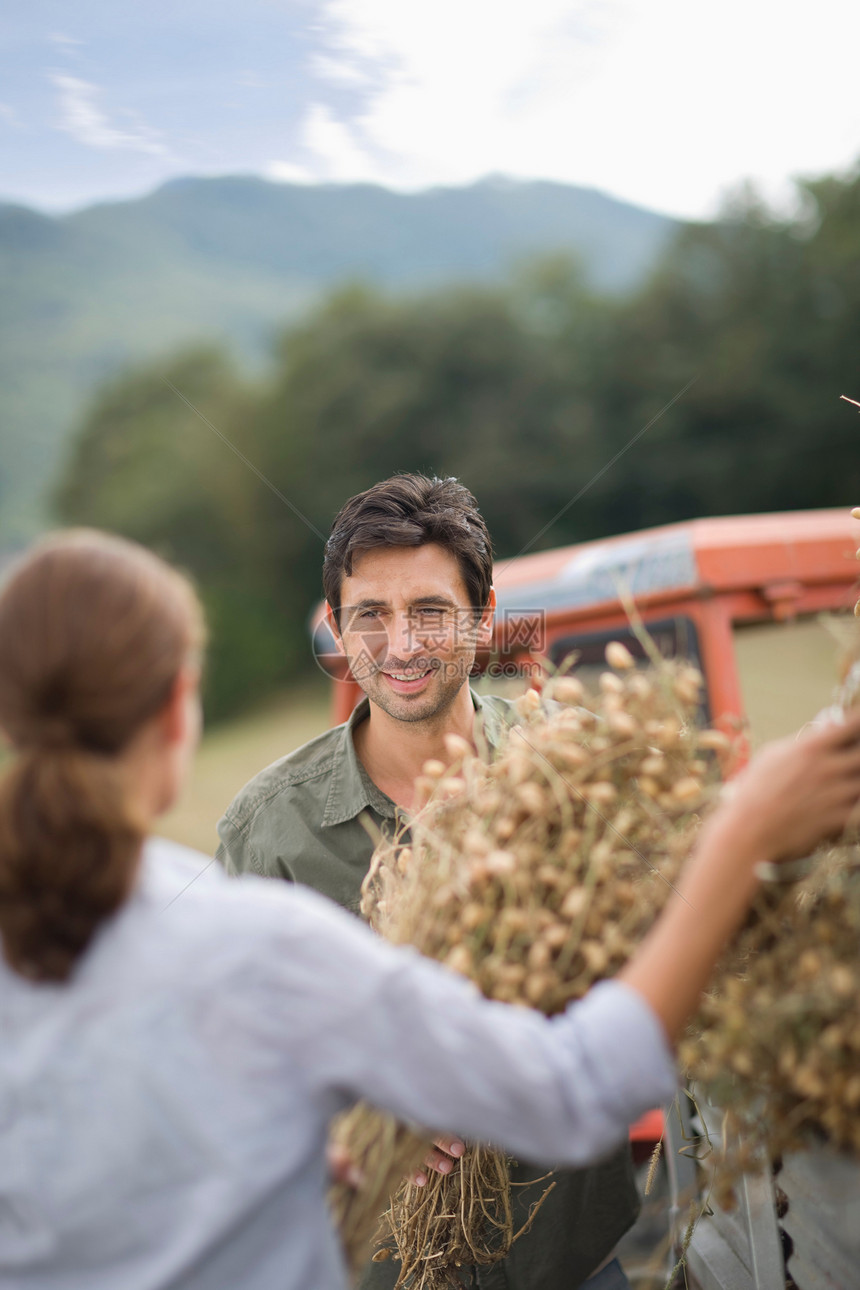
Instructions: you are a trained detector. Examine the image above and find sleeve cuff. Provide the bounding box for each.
[572,978,678,1118]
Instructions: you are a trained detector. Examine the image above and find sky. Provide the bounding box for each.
[3,0,860,220]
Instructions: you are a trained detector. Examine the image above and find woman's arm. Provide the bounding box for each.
[245,710,860,1168]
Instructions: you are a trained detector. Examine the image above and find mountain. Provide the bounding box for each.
[0,176,677,542]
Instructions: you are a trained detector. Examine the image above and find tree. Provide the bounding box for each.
[52,170,860,722]
[54,347,294,719]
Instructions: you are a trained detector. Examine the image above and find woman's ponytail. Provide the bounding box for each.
[0,531,204,983]
[0,747,143,981]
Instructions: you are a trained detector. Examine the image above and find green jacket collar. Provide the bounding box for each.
[320,689,514,829]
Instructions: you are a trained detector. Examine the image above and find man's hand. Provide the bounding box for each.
[330,1134,465,1190]
[411,1135,465,1186]
[327,1141,364,1189]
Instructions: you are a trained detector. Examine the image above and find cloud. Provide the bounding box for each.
[49,32,85,49]
[269,0,860,219]
[311,52,371,88]
[304,0,624,191]
[303,102,376,180]
[269,1,630,195]
[267,161,314,184]
[51,74,167,156]
[270,102,379,185]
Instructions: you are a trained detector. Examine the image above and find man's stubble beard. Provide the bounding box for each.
[361,664,471,726]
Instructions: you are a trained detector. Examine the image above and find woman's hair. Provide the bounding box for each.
[323,474,494,626]
[0,530,205,983]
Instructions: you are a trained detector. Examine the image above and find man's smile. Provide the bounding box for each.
[381,665,435,693]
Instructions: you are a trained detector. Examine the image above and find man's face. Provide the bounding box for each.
[329,544,495,725]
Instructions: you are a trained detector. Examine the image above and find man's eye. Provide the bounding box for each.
[417,607,445,618]
[358,610,380,622]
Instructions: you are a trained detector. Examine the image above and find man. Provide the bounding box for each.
[217,474,640,1290]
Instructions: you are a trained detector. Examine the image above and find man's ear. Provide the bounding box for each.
[325,602,346,656]
[478,587,496,647]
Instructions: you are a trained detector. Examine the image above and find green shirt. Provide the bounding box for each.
[216,689,639,1290]
[215,691,517,910]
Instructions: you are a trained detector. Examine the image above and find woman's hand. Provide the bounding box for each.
[711,707,860,864]
[620,706,860,1044]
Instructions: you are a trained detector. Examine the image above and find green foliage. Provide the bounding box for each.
[53,347,299,719]
[52,168,860,721]
[252,264,618,574]
[609,178,860,524]
[0,178,675,544]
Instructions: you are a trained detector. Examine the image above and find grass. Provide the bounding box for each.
[158,674,331,856]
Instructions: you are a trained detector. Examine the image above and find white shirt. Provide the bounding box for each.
[0,839,676,1290]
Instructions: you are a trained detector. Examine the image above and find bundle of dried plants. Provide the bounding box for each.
[331,644,725,1285]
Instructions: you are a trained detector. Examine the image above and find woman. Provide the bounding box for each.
[1,530,859,1290]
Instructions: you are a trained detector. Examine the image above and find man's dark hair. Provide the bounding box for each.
[323,475,493,624]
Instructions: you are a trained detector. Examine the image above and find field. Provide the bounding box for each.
[159,675,331,857]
